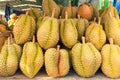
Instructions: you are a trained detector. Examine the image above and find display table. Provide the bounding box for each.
[0,68,118,80]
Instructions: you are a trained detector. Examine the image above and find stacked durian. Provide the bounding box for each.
[0,0,120,79]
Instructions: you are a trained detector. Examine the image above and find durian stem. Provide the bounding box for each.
[65,11,68,20]
[82,36,86,44]
[98,17,101,24]
[0,15,2,21]
[10,34,13,42]
[67,0,71,7]
[109,1,112,6]
[26,11,29,15]
[8,37,11,46]
[109,38,114,45]
[29,6,32,10]
[43,13,46,17]
[32,35,35,43]
[56,45,60,74]
[57,45,60,51]
[59,16,61,19]
[94,18,96,22]
[109,12,112,17]
[51,9,55,18]
[78,15,80,19]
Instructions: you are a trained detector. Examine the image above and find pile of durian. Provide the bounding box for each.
[0,0,120,79]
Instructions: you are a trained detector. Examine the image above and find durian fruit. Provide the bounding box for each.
[86,17,106,50]
[28,6,43,22]
[100,2,119,25]
[101,38,120,78]
[13,11,36,44]
[76,15,89,41]
[37,10,59,50]
[45,45,70,77]
[71,37,101,77]
[42,0,60,18]
[105,13,120,45]
[90,4,99,20]
[78,3,93,20]
[0,37,19,76]
[20,36,44,78]
[61,1,77,18]
[60,12,78,48]
[4,35,22,61]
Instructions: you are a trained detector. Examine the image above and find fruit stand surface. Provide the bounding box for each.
[0,68,118,80]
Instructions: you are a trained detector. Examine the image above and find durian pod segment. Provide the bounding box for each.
[101,38,120,78]
[60,11,78,48]
[45,45,70,77]
[20,36,44,78]
[71,37,101,77]
[0,37,18,76]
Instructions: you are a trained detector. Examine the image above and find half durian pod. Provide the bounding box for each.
[71,37,101,77]
[101,38,120,78]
